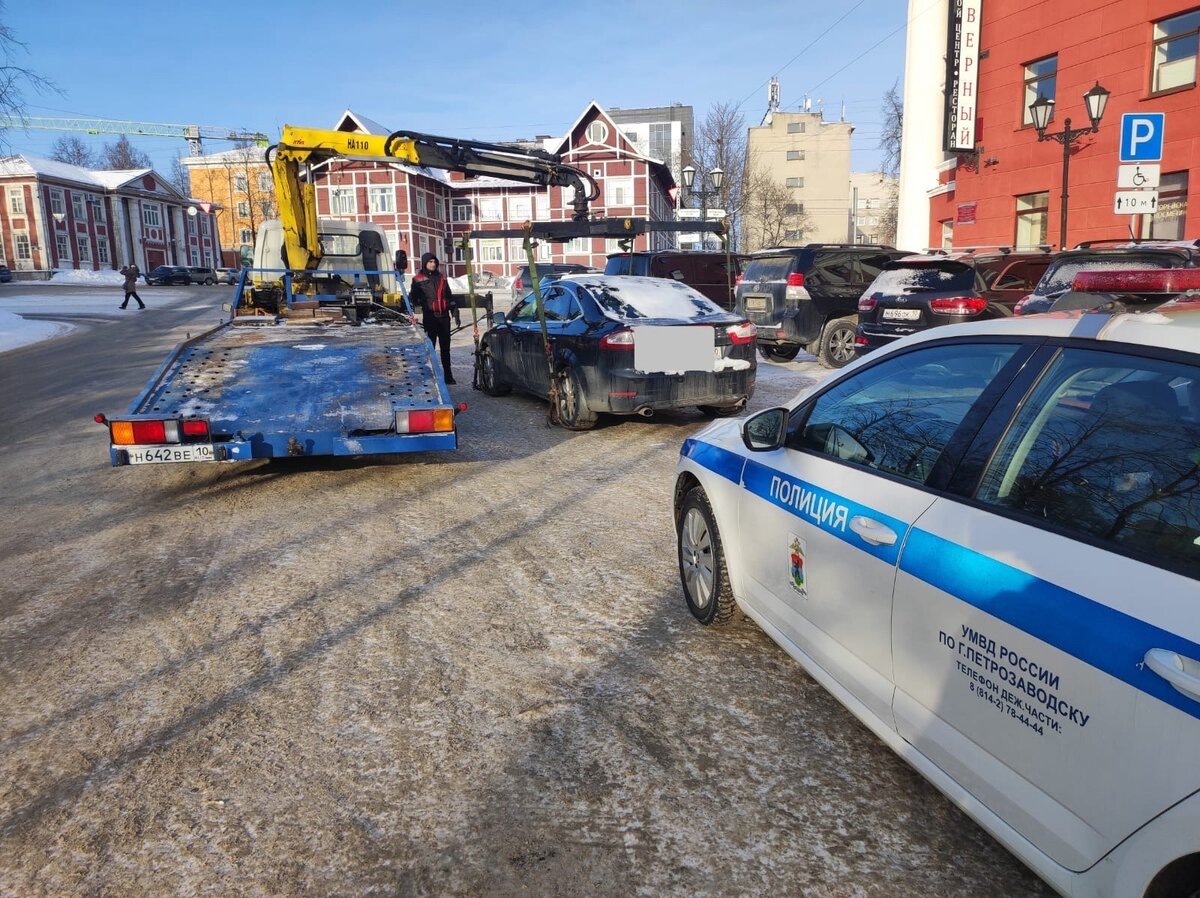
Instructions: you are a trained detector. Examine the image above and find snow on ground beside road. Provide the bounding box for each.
[49,269,125,286]
[0,310,74,352]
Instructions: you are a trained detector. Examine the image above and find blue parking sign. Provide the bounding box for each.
[1120,113,1165,162]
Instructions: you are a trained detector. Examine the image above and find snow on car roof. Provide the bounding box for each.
[561,274,733,321]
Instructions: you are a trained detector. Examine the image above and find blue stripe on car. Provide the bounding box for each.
[681,436,1200,719]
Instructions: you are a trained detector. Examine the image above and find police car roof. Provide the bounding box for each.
[897,306,1200,357]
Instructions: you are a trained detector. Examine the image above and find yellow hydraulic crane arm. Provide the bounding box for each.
[269,125,598,273]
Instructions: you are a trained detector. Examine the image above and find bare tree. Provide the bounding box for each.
[876,80,902,246]
[741,157,812,252]
[100,135,152,170]
[214,147,275,250]
[168,154,190,197]
[689,100,749,249]
[0,7,58,148]
[49,135,96,168]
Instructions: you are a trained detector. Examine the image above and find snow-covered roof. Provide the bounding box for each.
[91,169,153,189]
[336,109,389,136]
[179,147,265,166]
[0,154,106,186]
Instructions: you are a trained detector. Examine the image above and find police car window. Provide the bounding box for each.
[787,343,1019,485]
[976,349,1200,579]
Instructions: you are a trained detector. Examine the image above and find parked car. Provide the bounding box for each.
[735,244,908,368]
[0,264,12,283]
[511,263,596,298]
[216,267,242,286]
[478,274,757,429]
[674,308,1199,898]
[144,265,192,286]
[186,266,217,285]
[1015,239,1200,315]
[1049,266,1200,315]
[604,250,745,309]
[856,248,1053,354]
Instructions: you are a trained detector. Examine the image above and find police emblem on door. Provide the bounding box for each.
[789,534,807,599]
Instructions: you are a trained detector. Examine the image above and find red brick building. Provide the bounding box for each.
[310,103,676,278]
[927,1,1199,250]
[0,155,222,272]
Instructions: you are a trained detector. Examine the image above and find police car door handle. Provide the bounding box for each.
[1144,649,1200,702]
[848,515,897,547]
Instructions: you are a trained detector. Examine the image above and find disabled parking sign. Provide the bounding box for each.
[1119,113,1165,163]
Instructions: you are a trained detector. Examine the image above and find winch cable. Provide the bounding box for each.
[459,234,483,390]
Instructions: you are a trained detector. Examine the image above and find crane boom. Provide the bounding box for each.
[0,115,269,155]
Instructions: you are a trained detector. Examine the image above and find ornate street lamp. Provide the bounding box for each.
[1030,81,1111,249]
[682,164,725,249]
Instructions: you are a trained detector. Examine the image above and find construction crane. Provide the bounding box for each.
[0,115,269,155]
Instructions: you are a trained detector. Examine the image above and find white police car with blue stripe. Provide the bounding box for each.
[673,280,1200,898]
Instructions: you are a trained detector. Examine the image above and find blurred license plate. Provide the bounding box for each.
[882,308,921,321]
[126,444,215,464]
[633,326,714,372]
[744,296,768,310]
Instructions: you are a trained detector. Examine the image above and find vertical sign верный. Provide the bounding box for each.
[944,0,983,152]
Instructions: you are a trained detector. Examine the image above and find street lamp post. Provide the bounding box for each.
[681,164,725,249]
[1029,81,1111,249]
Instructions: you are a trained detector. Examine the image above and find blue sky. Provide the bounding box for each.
[7,0,908,179]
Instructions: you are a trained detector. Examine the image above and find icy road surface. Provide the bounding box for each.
[0,310,1051,897]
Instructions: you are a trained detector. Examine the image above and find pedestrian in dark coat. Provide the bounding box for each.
[410,252,459,383]
[119,263,145,310]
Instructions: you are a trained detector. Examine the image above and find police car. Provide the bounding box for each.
[673,269,1200,898]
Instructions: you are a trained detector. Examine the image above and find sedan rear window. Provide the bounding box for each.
[1036,254,1183,298]
[576,277,732,321]
[870,263,976,293]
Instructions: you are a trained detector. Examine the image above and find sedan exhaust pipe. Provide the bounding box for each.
[636,406,655,418]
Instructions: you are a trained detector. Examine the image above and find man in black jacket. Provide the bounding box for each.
[410,252,460,384]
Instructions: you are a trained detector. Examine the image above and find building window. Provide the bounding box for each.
[605,238,628,254]
[433,195,444,221]
[1152,9,1200,93]
[92,197,105,222]
[784,230,804,240]
[479,197,502,221]
[97,236,110,264]
[8,187,25,215]
[368,187,394,214]
[1023,55,1058,125]
[567,236,591,255]
[234,174,248,192]
[201,217,210,235]
[15,233,31,260]
[785,177,805,188]
[585,120,610,144]
[605,178,633,207]
[237,201,250,217]
[186,215,196,234]
[508,196,531,220]
[50,189,65,215]
[786,150,805,161]
[1149,171,1189,239]
[784,202,804,214]
[479,239,503,262]
[142,204,162,228]
[56,233,70,261]
[535,194,549,219]
[239,227,253,245]
[257,172,272,192]
[452,200,473,222]
[76,233,91,262]
[941,220,954,249]
[787,122,805,134]
[331,188,356,215]
[508,239,525,261]
[1014,191,1049,247]
[72,193,86,221]
[191,249,199,266]
[648,123,672,161]
[537,239,551,261]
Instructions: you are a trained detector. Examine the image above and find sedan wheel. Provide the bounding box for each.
[478,346,511,396]
[556,366,597,430]
[678,487,735,626]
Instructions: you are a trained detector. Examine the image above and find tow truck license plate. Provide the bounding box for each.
[125,444,215,464]
[882,308,921,321]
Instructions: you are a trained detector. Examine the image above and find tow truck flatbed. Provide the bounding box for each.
[107,316,456,465]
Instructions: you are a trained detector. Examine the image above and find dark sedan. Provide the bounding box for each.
[145,265,192,286]
[478,275,757,430]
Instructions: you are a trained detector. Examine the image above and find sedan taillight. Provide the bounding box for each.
[726,321,757,345]
[599,327,635,350]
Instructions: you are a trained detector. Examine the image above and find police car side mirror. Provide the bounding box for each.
[742,407,787,452]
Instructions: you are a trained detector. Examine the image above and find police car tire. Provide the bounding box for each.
[817,316,858,369]
[557,366,597,431]
[678,487,736,627]
[478,346,511,396]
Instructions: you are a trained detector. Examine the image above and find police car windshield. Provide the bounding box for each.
[575,276,732,321]
[872,262,975,293]
[1037,255,1180,297]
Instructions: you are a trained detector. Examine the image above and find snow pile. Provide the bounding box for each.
[52,269,125,286]
[0,309,74,352]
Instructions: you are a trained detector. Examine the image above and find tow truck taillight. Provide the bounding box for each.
[1072,268,1200,293]
[395,407,455,433]
[785,272,809,302]
[930,296,988,316]
[600,327,635,350]
[858,296,877,312]
[108,418,210,445]
[726,321,757,345]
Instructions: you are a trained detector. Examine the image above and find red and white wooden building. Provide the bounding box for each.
[0,155,222,272]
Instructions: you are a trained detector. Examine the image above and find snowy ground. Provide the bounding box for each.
[0,319,1051,897]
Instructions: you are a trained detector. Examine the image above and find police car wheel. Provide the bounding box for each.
[478,346,511,396]
[678,487,736,626]
[557,366,597,431]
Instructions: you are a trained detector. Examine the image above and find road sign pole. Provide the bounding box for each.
[1060,118,1071,250]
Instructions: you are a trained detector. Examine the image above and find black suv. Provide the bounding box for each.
[1015,239,1200,315]
[857,248,1053,354]
[604,251,744,309]
[735,244,907,368]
